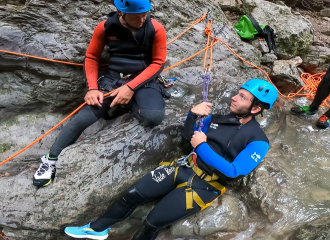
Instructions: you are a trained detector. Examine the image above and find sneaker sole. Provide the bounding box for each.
[64,231,108,240]
[316,123,329,129]
[291,111,316,116]
[32,179,52,187]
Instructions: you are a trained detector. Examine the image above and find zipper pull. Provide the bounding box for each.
[238,124,243,129]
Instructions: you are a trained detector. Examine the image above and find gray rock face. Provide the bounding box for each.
[270,57,304,94]
[300,45,330,73]
[216,0,242,12]
[260,53,278,63]
[293,213,330,240]
[320,8,330,17]
[242,0,314,59]
[300,0,324,11]
[1,0,330,240]
[170,194,249,238]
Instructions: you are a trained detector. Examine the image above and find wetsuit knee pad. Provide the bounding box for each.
[131,220,160,240]
[139,108,165,127]
[106,187,147,218]
[122,186,148,206]
[70,106,100,128]
[90,187,148,231]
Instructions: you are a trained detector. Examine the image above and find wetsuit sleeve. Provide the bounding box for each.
[126,19,167,90]
[196,141,269,177]
[84,20,107,90]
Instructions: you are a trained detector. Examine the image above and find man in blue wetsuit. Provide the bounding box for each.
[64,79,278,240]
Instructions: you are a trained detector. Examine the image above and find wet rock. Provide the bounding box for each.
[279,0,299,7]
[170,194,249,238]
[320,8,330,17]
[293,213,330,240]
[299,0,324,11]
[300,45,330,73]
[270,57,304,94]
[325,0,330,7]
[321,17,330,22]
[260,53,278,64]
[216,0,241,12]
[251,39,273,55]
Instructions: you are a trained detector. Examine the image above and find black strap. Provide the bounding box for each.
[263,26,277,55]
[247,15,264,38]
[247,15,277,56]
[187,173,196,189]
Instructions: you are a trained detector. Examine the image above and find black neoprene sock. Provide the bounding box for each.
[309,105,319,112]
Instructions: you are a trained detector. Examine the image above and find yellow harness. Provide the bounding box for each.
[159,156,226,211]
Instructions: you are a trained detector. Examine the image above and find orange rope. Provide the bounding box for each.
[203,20,213,70]
[0,49,83,66]
[167,13,207,46]
[0,233,7,240]
[287,72,328,106]
[163,40,220,72]
[0,90,114,167]
[164,18,219,73]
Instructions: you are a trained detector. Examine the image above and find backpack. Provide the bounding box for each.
[234,15,277,56]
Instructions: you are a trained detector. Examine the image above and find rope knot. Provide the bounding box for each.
[204,26,212,35]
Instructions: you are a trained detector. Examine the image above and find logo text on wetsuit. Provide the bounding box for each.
[151,171,166,183]
[251,152,261,162]
[210,123,218,129]
[151,166,175,183]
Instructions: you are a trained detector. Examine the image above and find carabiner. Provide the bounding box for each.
[184,152,197,160]
[183,152,197,168]
[206,10,212,21]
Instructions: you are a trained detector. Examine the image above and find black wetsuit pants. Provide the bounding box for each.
[49,70,166,157]
[310,66,330,116]
[90,165,221,240]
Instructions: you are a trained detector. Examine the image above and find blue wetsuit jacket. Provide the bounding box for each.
[182,111,269,186]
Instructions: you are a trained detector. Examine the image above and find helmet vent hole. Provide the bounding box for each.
[125,1,130,7]
[258,86,264,91]
[120,0,123,2]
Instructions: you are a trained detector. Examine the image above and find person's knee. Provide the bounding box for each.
[72,106,100,127]
[139,108,165,127]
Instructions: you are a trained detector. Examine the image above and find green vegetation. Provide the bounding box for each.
[0,143,12,153]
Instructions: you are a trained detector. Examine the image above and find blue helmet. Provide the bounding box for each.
[241,79,278,109]
[114,0,152,13]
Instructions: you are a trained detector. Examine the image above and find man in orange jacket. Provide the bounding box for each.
[33,0,167,187]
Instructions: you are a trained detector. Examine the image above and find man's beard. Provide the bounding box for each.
[230,107,251,118]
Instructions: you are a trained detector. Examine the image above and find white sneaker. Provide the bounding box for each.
[33,155,56,187]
